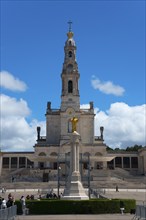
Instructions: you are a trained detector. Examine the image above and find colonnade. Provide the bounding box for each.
[1,153,145,177]
[108,156,138,169]
[1,156,33,170]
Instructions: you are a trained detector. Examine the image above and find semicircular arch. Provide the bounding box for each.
[38,152,46,156]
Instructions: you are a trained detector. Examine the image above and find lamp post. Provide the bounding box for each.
[57,166,61,198]
[143,175,146,206]
[48,170,51,182]
[88,154,91,199]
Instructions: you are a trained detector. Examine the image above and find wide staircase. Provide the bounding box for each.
[1,167,146,190]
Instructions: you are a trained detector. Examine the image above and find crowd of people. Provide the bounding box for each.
[0,193,15,209]
[0,189,63,215]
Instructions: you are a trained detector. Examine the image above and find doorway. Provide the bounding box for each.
[39,162,45,169]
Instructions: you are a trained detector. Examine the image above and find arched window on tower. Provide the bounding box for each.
[68,51,72,58]
[68,80,73,93]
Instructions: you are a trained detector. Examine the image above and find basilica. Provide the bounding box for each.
[0,25,146,181]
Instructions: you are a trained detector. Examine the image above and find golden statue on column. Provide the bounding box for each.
[71,117,78,132]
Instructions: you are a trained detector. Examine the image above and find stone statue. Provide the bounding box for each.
[37,126,41,140]
[100,126,104,140]
[71,117,78,132]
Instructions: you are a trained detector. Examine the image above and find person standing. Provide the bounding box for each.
[1,198,7,209]
[116,185,119,192]
[20,196,26,215]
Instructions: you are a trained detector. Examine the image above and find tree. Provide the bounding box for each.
[106,146,113,151]
[126,145,143,152]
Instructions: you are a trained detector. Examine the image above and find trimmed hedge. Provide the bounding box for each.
[15,198,136,215]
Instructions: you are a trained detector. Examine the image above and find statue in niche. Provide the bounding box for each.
[71,117,78,132]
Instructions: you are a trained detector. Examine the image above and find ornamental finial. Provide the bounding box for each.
[67,21,74,39]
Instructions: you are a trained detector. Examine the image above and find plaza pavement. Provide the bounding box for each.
[14,190,144,220]
[1,188,146,205]
[16,214,135,220]
[1,188,145,220]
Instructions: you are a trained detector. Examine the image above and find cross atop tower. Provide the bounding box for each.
[68,20,73,32]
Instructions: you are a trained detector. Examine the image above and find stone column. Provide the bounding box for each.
[72,141,76,172]
[143,156,146,174]
[63,131,89,200]
[17,157,19,169]
[103,161,107,169]
[0,153,3,176]
[9,157,11,170]
[70,131,80,178]
[25,157,27,168]
[138,156,144,174]
[113,158,115,169]
[129,157,131,169]
[76,141,79,172]
[34,161,38,168]
[121,157,123,168]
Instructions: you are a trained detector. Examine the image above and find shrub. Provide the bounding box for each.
[15,198,136,215]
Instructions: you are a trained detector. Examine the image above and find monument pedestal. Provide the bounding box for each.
[63,171,89,200]
[63,131,89,200]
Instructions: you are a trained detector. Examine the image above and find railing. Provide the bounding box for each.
[0,205,17,220]
[38,136,46,141]
[94,136,101,141]
[135,205,146,220]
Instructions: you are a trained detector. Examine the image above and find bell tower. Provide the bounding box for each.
[61,21,80,111]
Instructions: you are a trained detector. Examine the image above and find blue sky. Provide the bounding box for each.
[0,0,146,151]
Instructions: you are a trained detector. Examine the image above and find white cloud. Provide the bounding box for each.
[0,94,45,151]
[0,71,27,91]
[0,94,145,151]
[80,104,90,109]
[1,94,30,117]
[80,104,99,115]
[91,76,125,96]
[95,102,146,148]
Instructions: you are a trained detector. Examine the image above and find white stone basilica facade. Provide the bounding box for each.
[0,27,146,180]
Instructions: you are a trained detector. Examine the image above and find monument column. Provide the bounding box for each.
[72,139,76,172]
[76,141,79,172]
[63,117,89,200]
[70,131,80,174]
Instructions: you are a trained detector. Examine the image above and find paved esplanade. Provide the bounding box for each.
[16,214,134,220]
